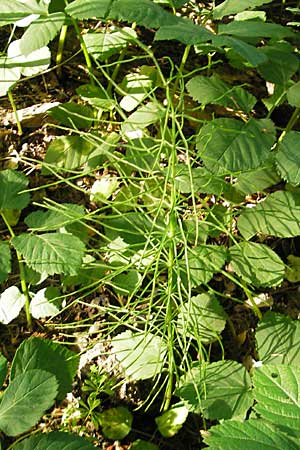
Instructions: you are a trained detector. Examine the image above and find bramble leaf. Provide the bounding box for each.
[12,432,96,450]
[276,131,300,186]
[0,169,30,210]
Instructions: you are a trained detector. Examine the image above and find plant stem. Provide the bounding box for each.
[1,212,32,329]
[8,90,22,136]
[71,18,94,84]
[278,106,300,142]
[172,45,191,98]
[56,24,68,77]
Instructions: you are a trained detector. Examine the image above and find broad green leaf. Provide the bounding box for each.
[154,19,212,44]
[48,102,94,129]
[196,118,275,174]
[76,83,116,110]
[121,102,165,138]
[287,81,300,107]
[108,0,178,28]
[0,0,47,25]
[0,286,25,325]
[12,431,96,450]
[12,232,85,276]
[99,407,133,440]
[112,330,167,380]
[120,70,154,112]
[90,177,119,203]
[0,369,57,436]
[65,0,112,19]
[112,270,142,295]
[7,40,51,77]
[229,242,285,288]
[25,203,85,232]
[85,131,119,169]
[186,74,256,112]
[0,169,30,210]
[253,364,300,435]
[212,35,268,66]
[0,59,20,96]
[181,245,227,287]
[258,46,299,84]
[256,311,300,366]
[286,254,300,283]
[204,419,299,450]
[213,0,273,19]
[0,354,7,389]
[177,293,227,343]
[131,440,158,450]
[30,287,61,318]
[237,190,300,239]
[42,135,97,173]
[234,160,280,195]
[155,403,189,437]
[174,165,227,195]
[176,360,253,419]
[276,131,300,186]
[83,27,136,61]
[11,337,79,401]
[219,21,294,40]
[19,13,66,54]
[0,241,11,283]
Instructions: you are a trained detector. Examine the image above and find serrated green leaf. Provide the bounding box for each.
[237,190,300,239]
[11,337,79,401]
[177,360,253,419]
[219,21,294,39]
[204,419,299,450]
[0,286,25,325]
[0,354,7,389]
[177,294,227,343]
[256,311,300,366]
[186,74,256,112]
[12,432,96,450]
[0,169,30,210]
[99,407,132,440]
[131,440,158,450]
[181,245,227,287]
[174,165,227,195]
[155,403,189,437]
[19,13,65,54]
[287,81,300,107]
[121,102,165,138]
[30,287,61,319]
[120,71,153,112]
[112,330,167,380]
[108,0,178,28]
[12,233,85,276]
[253,365,300,435]
[154,19,212,44]
[42,135,96,173]
[212,35,268,66]
[90,177,119,203]
[258,46,299,84]
[76,84,116,110]
[48,102,94,129]
[83,27,136,61]
[65,0,112,19]
[234,160,280,195]
[213,0,273,20]
[7,40,51,77]
[229,242,285,288]
[0,0,47,25]
[0,369,58,436]
[276,131,300,186]
[196,118,275,174]
[0,59,20,96]
[112,270,142,295]
[25,203,85,231]
[0,241,11,284]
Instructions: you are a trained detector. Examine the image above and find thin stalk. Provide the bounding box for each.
[71,18,94,84]
[56,24,68,76]
[1,212,32,329]
[8,90,22,135]
[278,107,300,143]
[171,45,191,98]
